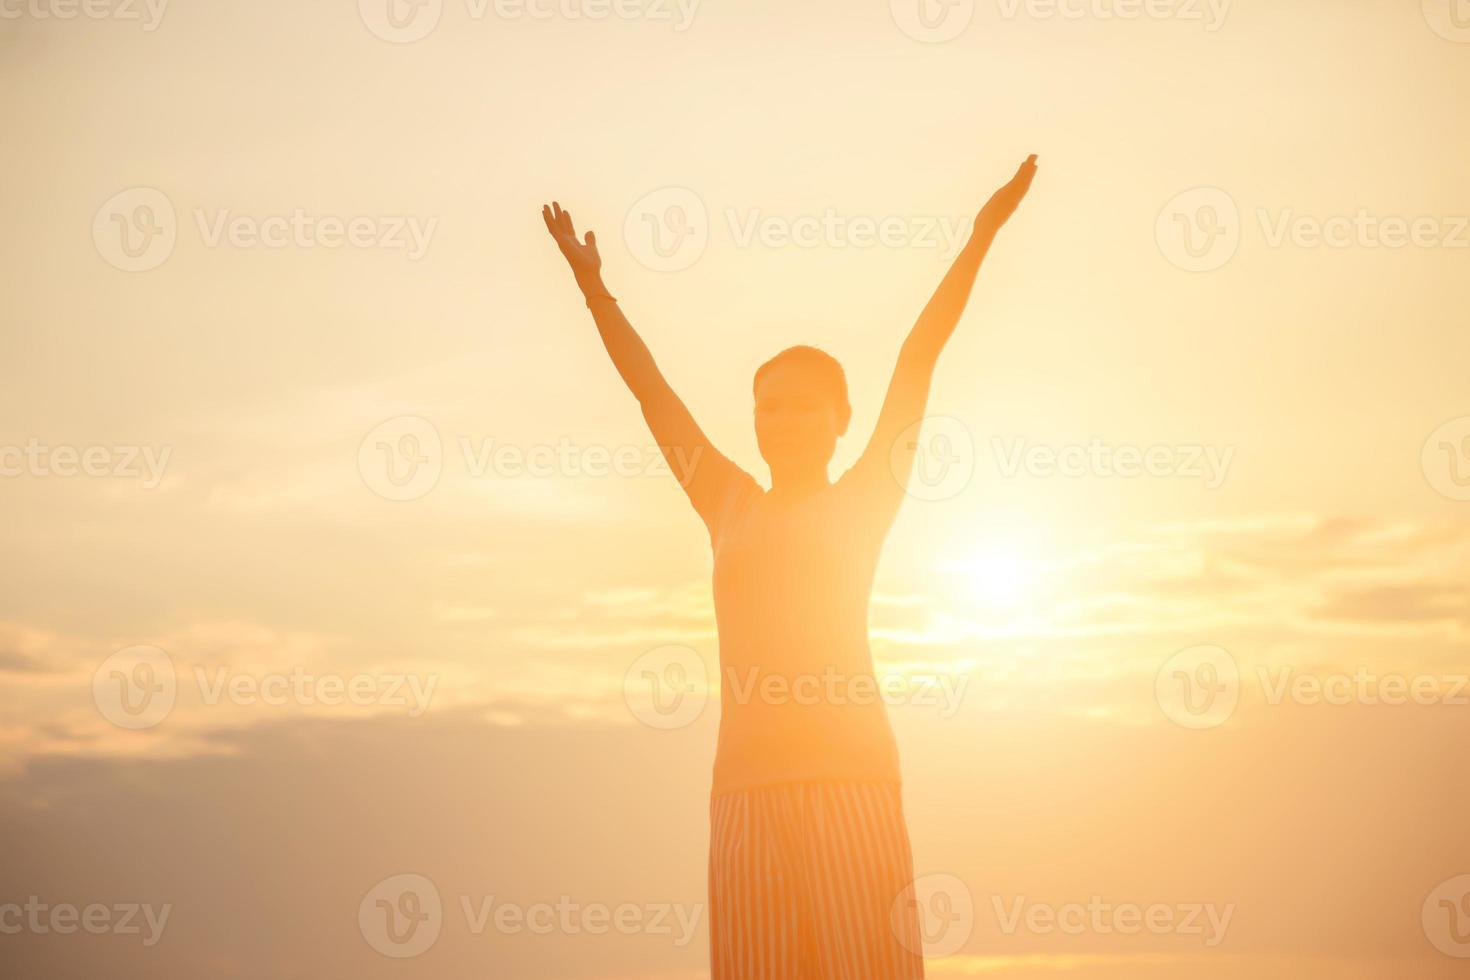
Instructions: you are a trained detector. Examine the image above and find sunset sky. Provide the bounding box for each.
[2,2,1469,978]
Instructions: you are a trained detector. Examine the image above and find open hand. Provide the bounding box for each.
[542,201,602,287]
[976,154,1038,235]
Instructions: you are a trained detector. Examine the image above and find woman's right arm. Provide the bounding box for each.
[542,201,753,523]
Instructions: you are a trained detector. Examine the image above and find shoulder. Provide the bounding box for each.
[705,470,763,543]
[832,459,906,539]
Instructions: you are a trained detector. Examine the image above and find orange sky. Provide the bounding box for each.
[2,2,1469,978]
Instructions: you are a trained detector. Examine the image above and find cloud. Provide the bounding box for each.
[0,648,48,673]
[2,706,1466,979]
[3,513,1466,773]
[0,622,66,673]
[1312,582,1469,629]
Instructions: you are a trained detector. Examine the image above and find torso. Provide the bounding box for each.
[708,474,902,796]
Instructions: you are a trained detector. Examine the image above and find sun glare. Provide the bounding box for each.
[944,546,1045,609]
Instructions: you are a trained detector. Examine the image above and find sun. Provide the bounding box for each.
[933,536,1047,611]
[960,551,1039,606]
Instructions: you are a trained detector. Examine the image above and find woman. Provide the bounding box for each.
[542,154,1038,979]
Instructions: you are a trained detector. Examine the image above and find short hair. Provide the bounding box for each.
[752,345,850,412]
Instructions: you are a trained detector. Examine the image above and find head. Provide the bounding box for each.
[752,346,852,476]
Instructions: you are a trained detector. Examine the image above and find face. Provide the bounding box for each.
[753,359,849,469]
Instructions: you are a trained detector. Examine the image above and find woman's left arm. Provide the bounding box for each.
[846,154,1039,505]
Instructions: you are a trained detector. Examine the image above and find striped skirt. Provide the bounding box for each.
[708,780,926,979]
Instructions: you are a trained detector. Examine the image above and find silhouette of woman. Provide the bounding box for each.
[543,154,1038,979]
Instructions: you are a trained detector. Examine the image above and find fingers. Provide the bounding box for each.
[542,202,600,263]
[1011,155,1039,195]
[543,201,585,243]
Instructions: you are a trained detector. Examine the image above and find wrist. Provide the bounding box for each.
[966,224,999,257]
[970,219,1000,243]
[581,280,618,306]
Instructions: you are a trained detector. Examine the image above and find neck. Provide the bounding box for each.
[768,460,829,498]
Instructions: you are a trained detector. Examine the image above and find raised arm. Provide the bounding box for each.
[846,155,1038,508]
[541,201,752,526]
